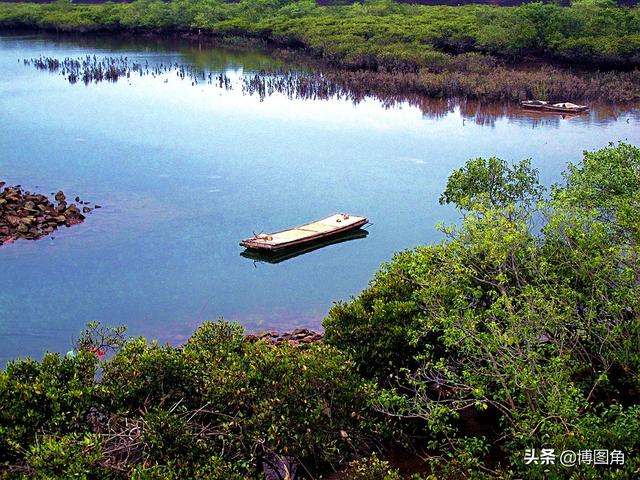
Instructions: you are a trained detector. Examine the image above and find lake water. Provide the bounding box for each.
[1,32,639,365]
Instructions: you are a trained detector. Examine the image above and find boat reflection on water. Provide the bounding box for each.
[240,228,369,264]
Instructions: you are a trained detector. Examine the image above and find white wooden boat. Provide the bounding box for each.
[240,214,368,251]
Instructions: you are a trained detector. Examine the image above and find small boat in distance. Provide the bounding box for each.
[520,100,589,114]
[543,102,590,113]
[240,214,368,252]
[520,99,548,110]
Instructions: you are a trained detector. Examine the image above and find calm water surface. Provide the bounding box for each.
[1,33,639,365]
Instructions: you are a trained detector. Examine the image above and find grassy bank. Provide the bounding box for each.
[1,143,639,479]
[1,0,640,101]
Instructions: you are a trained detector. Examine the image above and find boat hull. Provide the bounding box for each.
[520,100,589,114]
[240,214,368,252]
[542,105,589,113]
[520,101,547,110]
[241,229,369,263]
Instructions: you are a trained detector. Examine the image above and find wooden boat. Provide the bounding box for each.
[520,100,548,110]
[520,100,589,114]
[240,214,368,252]
[542,102,589,113]
[241,229,369,264]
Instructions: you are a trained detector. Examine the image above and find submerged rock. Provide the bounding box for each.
[0,183,98,246]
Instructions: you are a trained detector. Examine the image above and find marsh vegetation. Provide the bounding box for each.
[2,0,640,101]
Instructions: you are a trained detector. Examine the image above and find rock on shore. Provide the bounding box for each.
[245,328,323,347]
[0,182,93,245]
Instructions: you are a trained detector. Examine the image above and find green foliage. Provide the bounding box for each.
[100,336,192,411]
[130,456,249,480]
[343,452,403,480]
[439,156,543,211]
[142,409,196,463]
[26,433,105,480]
[325,143,640,477]
[0,1,639,70]
[555,142,640,242]
[0,321,380,478]
[0,352,98,465]
[323,254,425,379]
[178,322,380,472]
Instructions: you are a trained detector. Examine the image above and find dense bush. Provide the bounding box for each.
[325,143,640,477]
[341,453,404,479]
[0,0,639,69]
[0,321,381,478]
[0,352,99,463]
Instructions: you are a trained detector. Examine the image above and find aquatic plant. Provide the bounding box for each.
[2,0,640,102]
[23,51,640,118]
[23,55,234,86]
[244,64,640,103]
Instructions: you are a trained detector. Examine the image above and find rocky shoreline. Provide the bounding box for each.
[245,328,323,347]
[0,182,98,245]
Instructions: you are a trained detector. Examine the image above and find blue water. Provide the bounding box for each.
[1,33,639,365]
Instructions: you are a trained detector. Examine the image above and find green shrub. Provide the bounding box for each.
[142,408,196,463]
[100,337,192,412]
[0,321,381,478]
[26,433,105,480]
[179,322,382,472]
[325,143,640,477]
[324,257,425,380]
[343,452,403,480]
[0,352,98,464]
[130,456,249,480]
